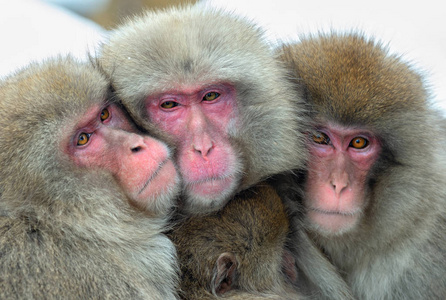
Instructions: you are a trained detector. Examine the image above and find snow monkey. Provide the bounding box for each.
[0,57,180,299]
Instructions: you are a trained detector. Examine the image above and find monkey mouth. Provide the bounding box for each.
[186,174,235,187]
[185,175,237,195]
[307,207,361,234]
[137,159,169,195]
[308,207,360,217]
[188,175,232,184]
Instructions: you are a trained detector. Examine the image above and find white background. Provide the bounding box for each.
[201,0,446,113]
[1,0,445,113]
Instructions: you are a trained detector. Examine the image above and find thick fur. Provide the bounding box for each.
[97,6,355,300]
[0,58,178,299]
[98,5,308,191]
[169,183,301,300]
[279,33,446,299]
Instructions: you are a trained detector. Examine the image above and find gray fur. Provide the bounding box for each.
[0,57,178,300]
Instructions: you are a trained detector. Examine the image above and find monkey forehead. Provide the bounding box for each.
[0,57,108,125]
[282,33,429,125]
[100,5,278,96]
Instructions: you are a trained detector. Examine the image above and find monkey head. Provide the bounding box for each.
[280,33,435,236]
[0,57,180,217]
[98,5,308,214]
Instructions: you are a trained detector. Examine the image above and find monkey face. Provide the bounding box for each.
[64,103,180,216]
[305,123,381,235]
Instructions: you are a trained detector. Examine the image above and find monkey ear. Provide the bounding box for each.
[212,252,237,295]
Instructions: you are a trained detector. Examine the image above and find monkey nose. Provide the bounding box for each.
[193,142,214,161]
[131,146,142,153]
[126,133,148,153]
[330,175,349,196]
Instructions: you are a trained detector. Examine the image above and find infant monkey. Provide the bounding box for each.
[169,183,301,300]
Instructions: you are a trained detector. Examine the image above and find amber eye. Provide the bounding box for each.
[100,108,110,121]
[350,137,369,149]
[161,101,179,109]
[77,133,91,146]
[312,131,330,145]
[203,92,220,101]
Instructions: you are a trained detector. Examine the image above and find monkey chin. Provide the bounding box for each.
[307,208,360,236]
[182,176,239,215]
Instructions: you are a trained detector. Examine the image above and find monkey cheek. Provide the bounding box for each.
[128,160,180,215]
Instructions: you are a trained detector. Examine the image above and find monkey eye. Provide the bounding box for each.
[203,92,220,101]
[349,137,369,149]
[77,132,92,146]
[312,131,330,145]
[160,101,179,109]
[100,108,110,121]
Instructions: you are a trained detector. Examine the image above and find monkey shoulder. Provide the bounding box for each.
[0,214,169,299]
[0,214,46,252]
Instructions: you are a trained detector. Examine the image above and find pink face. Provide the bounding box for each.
[65,103,179,215]
[146,83,242,213]
[305,122,381,235]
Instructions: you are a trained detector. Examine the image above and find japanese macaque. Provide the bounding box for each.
[98,5,308,214]
[278,33,446,299]
[169,183,301,300]
[98,6,355,300]
[0,57,180,299]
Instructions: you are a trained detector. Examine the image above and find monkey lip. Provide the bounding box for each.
[186,175,235,196]
[307,207,360,234]
[308,207,360,216]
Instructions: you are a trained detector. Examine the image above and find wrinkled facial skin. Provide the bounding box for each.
[146,83,242,214]
[305,123,381,235]
[66,103,180,215]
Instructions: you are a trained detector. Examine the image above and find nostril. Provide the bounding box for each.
[131,146,142,153]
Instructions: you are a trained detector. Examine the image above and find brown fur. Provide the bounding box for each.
[0,57,178,299]
[169,183,301,300]
[278,32,446,299]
